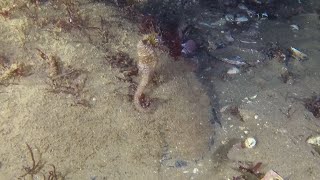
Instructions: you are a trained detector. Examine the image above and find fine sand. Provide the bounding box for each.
[0,0,319,180]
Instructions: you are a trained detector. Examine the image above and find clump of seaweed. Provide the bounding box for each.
[138,15,157,34]
[105,51,138,83]
[19,144,63,180]
[19,144,45,179]
[304,95,320,118]
[104,51,146,107]
[37,49,90,107]
[0,5,15,19]
[226,105,244,122]
[265,42,288,63]
[137,12,182,59]
[279,105,296,119]
[51,0,100,41]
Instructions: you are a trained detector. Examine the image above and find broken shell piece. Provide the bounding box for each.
[290,24,299,31]
[235,15,249,23]
[290,47,308,61]
[227,67,240,75]
[225,14,235,22]
[307,135,320,146]
[242,137,256,148]
[261,170,284,180]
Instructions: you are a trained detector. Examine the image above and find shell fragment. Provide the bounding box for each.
[290,47,308,61]
[307,135,320,146]
[243,137,256,148]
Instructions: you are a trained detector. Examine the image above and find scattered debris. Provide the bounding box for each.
[53,0,99,37]
[37,49,90,107]
[0,3,17,19]
[220,56,249,67]
[265,42,287,63]
[0,55,30,85]
[0,63,28,85]
[233,161,264,180]
[105,51,138,83]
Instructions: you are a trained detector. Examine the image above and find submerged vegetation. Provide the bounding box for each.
[19,144,63,180]
[0,0,319,179]
[36,49,90,107]
[0,55,30,85]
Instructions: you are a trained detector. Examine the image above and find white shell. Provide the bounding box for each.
[290,47,308,61]
[307,135,320,146]
[290,24,299,31]
[227,67,240,75]
[244,137,256,148]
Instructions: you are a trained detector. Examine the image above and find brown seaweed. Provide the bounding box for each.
[19,144,63,180]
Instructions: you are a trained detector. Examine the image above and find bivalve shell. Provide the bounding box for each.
[243,137,256,148]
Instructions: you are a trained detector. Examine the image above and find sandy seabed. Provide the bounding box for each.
[0,0,319,180]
